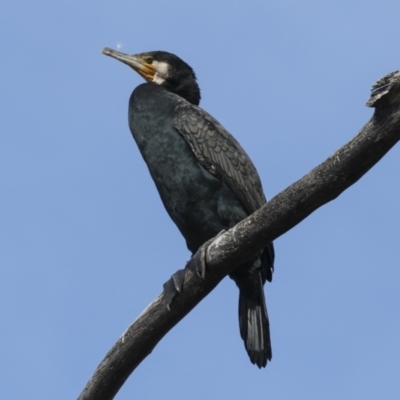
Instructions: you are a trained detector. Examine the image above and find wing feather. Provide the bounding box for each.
[173,100,266,214]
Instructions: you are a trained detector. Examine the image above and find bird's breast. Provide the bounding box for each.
[128,85,246,251]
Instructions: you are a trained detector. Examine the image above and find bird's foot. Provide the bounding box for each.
[162,236,218,308]
[163,268,186,308]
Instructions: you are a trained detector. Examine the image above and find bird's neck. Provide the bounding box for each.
[163,77,201,105]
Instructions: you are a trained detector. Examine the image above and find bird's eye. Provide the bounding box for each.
[145,57,153,64]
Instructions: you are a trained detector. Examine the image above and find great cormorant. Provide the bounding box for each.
[102,48,275,368]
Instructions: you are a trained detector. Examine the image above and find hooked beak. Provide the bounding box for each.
[102,47,156,81]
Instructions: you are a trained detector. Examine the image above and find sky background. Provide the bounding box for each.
[1,1,400,399]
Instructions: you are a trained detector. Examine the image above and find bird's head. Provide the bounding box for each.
[102,48,201,105]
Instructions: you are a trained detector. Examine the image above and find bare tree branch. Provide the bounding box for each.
[78,71,400,400]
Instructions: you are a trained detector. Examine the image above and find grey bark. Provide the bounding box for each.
[77,70,400,400]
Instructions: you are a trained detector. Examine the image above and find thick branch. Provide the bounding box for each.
[78,71,400,400]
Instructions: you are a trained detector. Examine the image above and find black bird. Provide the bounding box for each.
[102,48,275,368]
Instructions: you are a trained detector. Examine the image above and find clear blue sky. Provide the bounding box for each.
[1,1,400,399]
